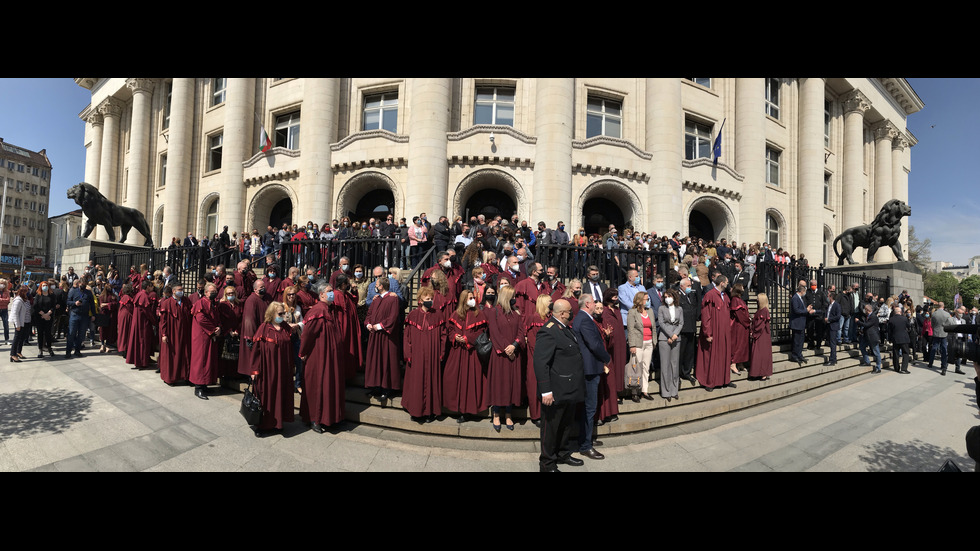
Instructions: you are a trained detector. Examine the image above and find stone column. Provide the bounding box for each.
[841,90,870,232]
[95,98,123,242]
[645,78,682,236]
[872,120,897,262]
[124,78,157,245]
[735,78,766,244]
[797,78,825,263]
[298,78,339,223]
[162,78,195,244]
[81,112,103,240]
[219,78,254,237]
[892,135,909,260]
[533,78,574,226]
[405,78,451,219]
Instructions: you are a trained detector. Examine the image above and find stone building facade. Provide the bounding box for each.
[74,78,922,265]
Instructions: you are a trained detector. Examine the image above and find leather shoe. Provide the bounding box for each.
[955,369,966,374]
[580,448,605,460]
[727,382,737,389]
[642,393,655,401]
[194,387,209,400]
[593,440,603,447]
[558,455,584,467]
[311,422,326,434]
[540,466,561,472]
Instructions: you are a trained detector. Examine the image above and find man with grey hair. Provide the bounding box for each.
[572,292,610,460]
[928,302,952,375]
[534,298,585,471]
[329,256,350,289]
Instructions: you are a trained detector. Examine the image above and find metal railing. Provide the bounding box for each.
[535,243,672,289]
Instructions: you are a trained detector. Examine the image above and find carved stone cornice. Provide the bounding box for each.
[877,78,924,116]
[681,157,745,181]
[572,136,652,160]
[841,89,871,115]
[872,120,898,142]
[243,168,300,186]
[332,157,408,173]
[448,125,536,144]
[97,97,123,118]
[449,155,533,170]
[126,78,159,95]
[682,180,743,201]
[572,162,648,183]
[331,129,409,152]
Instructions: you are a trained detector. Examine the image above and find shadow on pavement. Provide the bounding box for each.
[859,438,975,472]
[0,388,94,440]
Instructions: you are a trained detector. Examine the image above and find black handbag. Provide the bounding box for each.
[475,330,492,365]
[221,335,240,361]
[240,378,263,426]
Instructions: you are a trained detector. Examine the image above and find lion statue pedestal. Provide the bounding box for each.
[824,260,923,307]
[60,237,154,276]
[67,182,154,248]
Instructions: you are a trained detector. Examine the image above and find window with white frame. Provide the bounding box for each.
[275,111,301,150]
[824,173,831,206]
[474,86,515,126]
[160,154,167,186]
[687,78,711,87]
[824,100,832,148]
[363,92,398,133]
[163,81,172,130]
[685,119,712,160]
[766,213,780,250]
[206,199,219,239]
[586,96,622,139]
[208,134,223,171]
[211,78,227,107]
[766,146,781,186]
[765,78,780,119]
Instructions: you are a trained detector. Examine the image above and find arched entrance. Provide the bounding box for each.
[686,195,735,242]
[350,188,395,222]
[453,169,527,223]
[582,197,625,236]
[270,198,293,229]
[688,210,715,241]
[335,172,402,225]
[576,179,642,236]
[247,183,296,232]
[463,188,516,221]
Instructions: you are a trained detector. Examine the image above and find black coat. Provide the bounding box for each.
[861,315,881,345]
[533,316,585,404]
[887,315,911,345]
[677,288,700,333]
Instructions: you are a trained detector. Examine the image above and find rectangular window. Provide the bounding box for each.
[824,173,831,206]
[40,186,46,196]
[211,78,227,107]
[586,96,622,139]
[31,184,37,194]
[766,147,780,186]
[275,111,301,149]
[363,92,398,133]
[765,78,780,119]
[6,161,12,170]
[41,169,48,180]
[824,100,832,148]
[208,134,223,171]
[17,164,24,173]
[474,86,515,126]
[687,78,711,87]
[685,120,712,160]
[163,81,172,130]
[16,181,23,191]
[160,154,167,186]
[14,199,20,208]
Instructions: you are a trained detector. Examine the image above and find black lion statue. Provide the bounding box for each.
[833,198,911,265]
[67,182,154,247]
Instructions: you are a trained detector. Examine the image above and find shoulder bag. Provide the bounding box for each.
[240,378,263,426]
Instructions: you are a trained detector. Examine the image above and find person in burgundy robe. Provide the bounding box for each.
[97,287,118,352]
[246,302,295,436]
[262,266,287,304]
[333,274,363,378]
[363,276,402,398]
[513,262,547,315]
[190,283,223,400]
[299,283,345,433]
[696,276,734,391]
[522,294,551,426]
[444,290,487,422]
[402,287,446,422]
[295,276,317,316]
[594,301,619,423]
[600,288,627,403]
[125,281,158,369]
[482,285,524,431]
[217,286,243,379]
[233,260,257,301]
[158,284,192,385]
[748,295,773,380]
[116,284,135,357]
[729,283,751,373]
[238,280,268,377]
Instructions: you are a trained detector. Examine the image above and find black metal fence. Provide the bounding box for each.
[535,244,672,289]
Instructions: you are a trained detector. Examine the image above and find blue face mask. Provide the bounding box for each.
[655,282,664,289]
[275,315,284,324]
[645,299,652,308]
[326,291,334,303]
[684,287,693,294]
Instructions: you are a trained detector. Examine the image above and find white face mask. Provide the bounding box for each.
[467,298,476,308]
[442,260,452,269]
[665,297,674,306]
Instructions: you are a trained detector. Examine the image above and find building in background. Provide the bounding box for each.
[46,208,82,275]
[74,78,921,266]
[0,137,51,279]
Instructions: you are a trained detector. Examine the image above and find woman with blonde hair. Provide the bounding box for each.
[748,293,773,380]
[626,290,656,402]
[522,293,552,426]
[483,284,523,431]
[245,301,295,437]
[443,289,487,423]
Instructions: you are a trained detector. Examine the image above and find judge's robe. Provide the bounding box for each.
[217,299,243,378]
[298,301,345,427]
[482,305,524,409]
[522,312,548,421]
[696,287,732,389]
[402,307,446,418]
[513,278,546,316]
[363,292,402,391]
[190,298,222,386]
[748,307,773,378]
[125,290,158,368]
[262,275,287,303]
[600,306,627,394]
[249,321,295,430]
[233,270,257,300]
[443,310,487,415]
[730,296,751,365]
[333,289,363,378]
[596,315,619,421]
[238,293,268,376]
[98,294,119,346]
[158,297,192,384]
[116,294,134,355]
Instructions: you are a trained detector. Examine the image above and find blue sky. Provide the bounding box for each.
[0,78,973,266]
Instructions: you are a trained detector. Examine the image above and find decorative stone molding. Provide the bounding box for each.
[872,120,898,142]
[681,157,745,181]
[572,136,652,160]
[892,135,909,152]
[452,168,528,221]
[877,78,924,116]
[97,97,123,118]
[685,194,738,241]
[335,171,403,220]
[448,125,536,144]
[86,112,104,127]
[572,163,648,183]
[449,155,533,170]
[576,179,645,228]
[197,192,220,238]
[247,182,298,229]
[682,180,743,201]
[331,129,409,152]
[243,168,300,186]
[243,147,301,168]
[126,78,158,95]
[841,89,871,115]
[332,157,408,173]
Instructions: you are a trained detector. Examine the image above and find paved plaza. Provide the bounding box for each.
[0,340,976,472]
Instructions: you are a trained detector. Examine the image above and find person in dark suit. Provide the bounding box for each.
[534,298,586,472]
[677,277,700,386]
[839,286,853,344]
[572,293,611,461]
[887,305,912,374]
[804,279,828,349]
[824,291,841,366]
[858,303,882,373]
[583,265,608,313]
[789,284,812,365]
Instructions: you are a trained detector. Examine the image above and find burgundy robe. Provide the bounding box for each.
[298,301,345,427]
[402,307,446,418]
[233,270,257,300]
[159,297,192,384]
[98,294,119,346]
[482,306,524,409]
[125,290,157,368]
[601,306,627,393]
[596,315,619,420]
[748,307,773,378]
[730,296,751,364]
[190,298,222,386]
[116,294,133,355]
[250,322,295,430]
[333,289,363,378]
[238,293,268,376]
[443,310,487,415]
[513,277,546,315]
[522,312,548,421]
[696,287,732,389]
[217,299,243,378]
[262,275,287,303]
[363,292,402,391]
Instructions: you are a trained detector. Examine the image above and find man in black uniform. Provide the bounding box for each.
[533,298,586,472]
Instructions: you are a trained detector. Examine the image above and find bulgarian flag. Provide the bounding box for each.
[259,126,273,153]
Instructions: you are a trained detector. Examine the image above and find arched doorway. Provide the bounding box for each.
[582,197,625,236]
[270,198,293,229]
[350,188,395,222]
[463,188,516,221]
[688,210,714,241]
[247,183,296,233]
[336,172,402,226]
[686,195,735,242]
[453,169,527,223]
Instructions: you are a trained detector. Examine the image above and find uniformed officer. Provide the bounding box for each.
[533,298,586,472]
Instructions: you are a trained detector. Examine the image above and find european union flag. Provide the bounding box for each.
[713,118,726,165]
